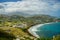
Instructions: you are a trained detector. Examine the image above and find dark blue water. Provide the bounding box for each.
[35,22,60,37]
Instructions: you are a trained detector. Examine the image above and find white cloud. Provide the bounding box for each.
[0,0,60,16]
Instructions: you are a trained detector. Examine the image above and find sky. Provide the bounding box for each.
[0,0,22,2]
[0,0,60,17]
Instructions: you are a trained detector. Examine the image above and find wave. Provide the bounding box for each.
[28,22,53,38]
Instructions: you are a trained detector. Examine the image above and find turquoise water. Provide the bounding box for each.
[35,22,60,37]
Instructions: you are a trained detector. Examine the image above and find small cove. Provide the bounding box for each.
[28,22,60,38]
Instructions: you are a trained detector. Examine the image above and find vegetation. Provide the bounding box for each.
[0,14,60,40]
[0,29,16,40]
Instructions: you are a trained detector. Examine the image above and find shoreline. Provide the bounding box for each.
[28,22,53,38]
[28,24,44,38]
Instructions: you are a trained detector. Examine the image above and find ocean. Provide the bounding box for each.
[29,22,60,38]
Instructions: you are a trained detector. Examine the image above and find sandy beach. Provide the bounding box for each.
[28,23,52,38]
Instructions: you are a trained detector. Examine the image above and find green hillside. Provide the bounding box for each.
[0,14,60,40]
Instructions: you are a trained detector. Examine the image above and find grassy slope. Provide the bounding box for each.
[0,27,35,40]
